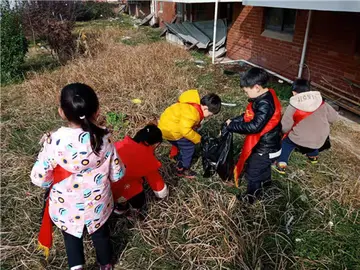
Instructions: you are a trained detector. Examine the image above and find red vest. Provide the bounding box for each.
[234,89,282,187]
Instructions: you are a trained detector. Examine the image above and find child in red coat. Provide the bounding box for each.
[111,125,168,219]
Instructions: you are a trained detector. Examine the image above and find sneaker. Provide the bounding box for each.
[70,266,84,270]
[100,264,112,270]
[113,203,128,215]
[176,167,197,179]
[307,155,319,164]
[272,162,287,175]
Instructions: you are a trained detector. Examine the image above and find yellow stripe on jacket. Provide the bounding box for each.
[158,90,202,144]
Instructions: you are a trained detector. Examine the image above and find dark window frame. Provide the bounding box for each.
[264,8,297,35]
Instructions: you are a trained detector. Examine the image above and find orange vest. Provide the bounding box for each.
[234,89,282,187]
[111,137,165,202]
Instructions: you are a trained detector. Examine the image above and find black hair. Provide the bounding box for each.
[60,83,107,155]
[200,93,221,114]
[240,67,269,88]
[133,124,163,145]
[292,79,310,93]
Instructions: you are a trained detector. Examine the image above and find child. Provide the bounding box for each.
[31,83,125,270]
[226,68,282,203]
[158,89,221,178]
[273,79,338,174]
[111,125,168,220]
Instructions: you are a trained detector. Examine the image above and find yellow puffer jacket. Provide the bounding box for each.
[158,90,202,144]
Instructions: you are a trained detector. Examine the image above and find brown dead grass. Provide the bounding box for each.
[1,18,360,270]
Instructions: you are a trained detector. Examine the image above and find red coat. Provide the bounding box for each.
[111,136,167,203]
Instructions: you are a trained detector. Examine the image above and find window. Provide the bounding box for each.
[159,2,164,13]
[263,8,296,39]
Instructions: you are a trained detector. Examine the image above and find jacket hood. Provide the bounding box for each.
[178,89,200,104]
[290,91,323,112]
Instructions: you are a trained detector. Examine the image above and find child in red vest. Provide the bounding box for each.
[226,68,282,204]
[273,79,338,174]
[111,125,168,220]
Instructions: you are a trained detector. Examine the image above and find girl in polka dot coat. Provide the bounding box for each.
[31,83,125,270]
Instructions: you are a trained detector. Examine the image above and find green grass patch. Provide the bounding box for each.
[119,27,163,46]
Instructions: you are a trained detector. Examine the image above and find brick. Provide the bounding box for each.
[225,5,360,93]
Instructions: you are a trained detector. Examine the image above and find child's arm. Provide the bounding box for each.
[31,135,57,188]
[145,170,168,199]
[227,100,273,134]
[109,145,126,182]
[179,114,201,144]
[325,103,339,124]
[281,106,295,134]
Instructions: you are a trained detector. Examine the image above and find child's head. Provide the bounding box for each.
[60,83,107,155]
[133,124,163,148]
[292,79,310,95]
[200,93,221,117]
[240,67,269,98]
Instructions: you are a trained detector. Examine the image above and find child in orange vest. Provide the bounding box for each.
[273,79,338,174]
[111,125,168,220]
[31,83,125,270]
[226,68,282,204]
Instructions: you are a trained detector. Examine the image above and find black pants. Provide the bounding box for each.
[245,153,275,198]
[62,223,112,268]
[117,191,146,211]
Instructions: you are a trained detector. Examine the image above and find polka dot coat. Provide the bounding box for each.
[31,127,125,238]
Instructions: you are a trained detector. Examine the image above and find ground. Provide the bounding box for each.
[1,16,360,270]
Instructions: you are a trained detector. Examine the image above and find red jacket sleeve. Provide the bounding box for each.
[145,170,168,199]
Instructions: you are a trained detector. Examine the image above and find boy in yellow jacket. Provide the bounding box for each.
[158,90,221,178]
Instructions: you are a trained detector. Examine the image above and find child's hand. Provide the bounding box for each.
[39,132,52,145]
[226,119,232,126]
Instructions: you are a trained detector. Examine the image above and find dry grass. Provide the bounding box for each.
[1,17,359,270]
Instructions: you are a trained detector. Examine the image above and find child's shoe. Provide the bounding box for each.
[307,155,319,164]
[272,162,287,175]
[113,203,128,215]
[100,264,112,270]
[176,167,197,179]
[70,265,84,270]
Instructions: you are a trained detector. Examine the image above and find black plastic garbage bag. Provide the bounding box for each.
[201,127,234,180]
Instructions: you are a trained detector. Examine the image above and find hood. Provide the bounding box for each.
[114,136,161,178]
[178,89,200,104]
[290,91,323,112]
[52,127,112,174]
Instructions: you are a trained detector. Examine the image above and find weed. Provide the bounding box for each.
[106,111,129,134]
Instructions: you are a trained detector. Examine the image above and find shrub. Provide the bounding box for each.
[75,1,116,21]
[21,1,76,64]
[0,1,28,85]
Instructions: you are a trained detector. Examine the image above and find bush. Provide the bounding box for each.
[0,2,28,85]
[75,1,116,21]
[21,1,76,64]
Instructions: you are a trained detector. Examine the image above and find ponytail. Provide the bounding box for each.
[133,124,162,145]
[60,83,107,155]
[80,117,108,155]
